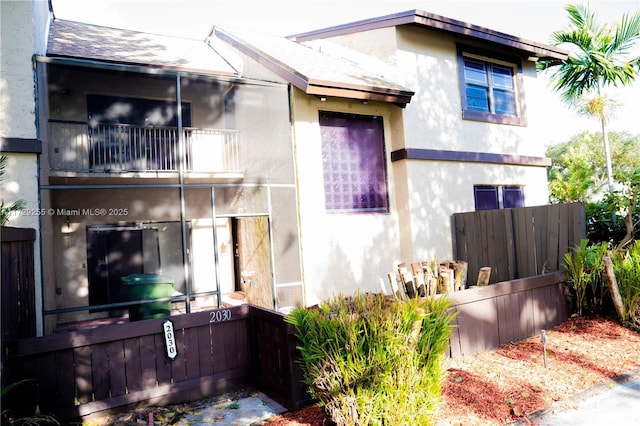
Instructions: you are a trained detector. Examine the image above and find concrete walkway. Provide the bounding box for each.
[523,370,640,425]
[172,393,285,426]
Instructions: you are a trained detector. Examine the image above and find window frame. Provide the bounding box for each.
[457,46,527,126]
[318,110,390,214]
[474,185,525,210]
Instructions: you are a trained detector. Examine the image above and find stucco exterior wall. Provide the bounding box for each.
[404,161,550,260]
[395,26,545,156]
[290,89,406,306]
[1,0,49,335]
[1,1,45,225]
[310,24,551,263]
[1,0,47,138]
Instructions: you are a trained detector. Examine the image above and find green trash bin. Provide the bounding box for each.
[122,274,173,321]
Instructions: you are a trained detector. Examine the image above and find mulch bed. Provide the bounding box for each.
[264,315,640,426]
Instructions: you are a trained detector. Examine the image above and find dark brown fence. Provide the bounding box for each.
[6,305,309,421]
[249,306,312,410]
[1,226,37,394]
[453,203,585,285]
[447,271,569,357]
[1,226,37,342]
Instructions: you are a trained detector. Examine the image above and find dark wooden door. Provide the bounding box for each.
[87,227,160,313]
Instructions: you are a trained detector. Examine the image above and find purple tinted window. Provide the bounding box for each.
[319,111,388,212]
[474,186,499,210]
[503,186,524,208]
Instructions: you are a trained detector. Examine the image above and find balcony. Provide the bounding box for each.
[48,120,241,178]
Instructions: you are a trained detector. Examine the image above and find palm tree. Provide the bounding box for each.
[538,2,640,192]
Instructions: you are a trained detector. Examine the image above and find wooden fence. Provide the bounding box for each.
[453,203,585,285]
[446,271,569,357]
[1,226,37,394]
[1,226,37,342]
[5,305,309,421]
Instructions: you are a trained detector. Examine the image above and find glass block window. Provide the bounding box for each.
[319,111,388,213]
[474,185,524,210]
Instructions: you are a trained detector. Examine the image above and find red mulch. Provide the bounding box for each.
[265,315,640,426]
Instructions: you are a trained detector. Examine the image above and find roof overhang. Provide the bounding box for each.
[292,9,568,61]
[214,27,414,106]
[46,19,240,78]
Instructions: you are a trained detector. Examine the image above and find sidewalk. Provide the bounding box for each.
[514,369,640,425]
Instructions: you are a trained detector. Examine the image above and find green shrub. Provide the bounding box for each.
[611,242,640,331]
[563,239,609,315]
[286,293,456,425]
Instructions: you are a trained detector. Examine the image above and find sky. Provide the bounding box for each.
[49,0,640,144]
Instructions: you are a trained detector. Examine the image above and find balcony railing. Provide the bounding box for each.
[48,121,240,174]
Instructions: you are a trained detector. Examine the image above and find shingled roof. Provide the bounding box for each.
[213,27,415,105]
[47,19,238,76]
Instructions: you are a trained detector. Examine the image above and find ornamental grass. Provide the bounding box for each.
[286,292,456,425]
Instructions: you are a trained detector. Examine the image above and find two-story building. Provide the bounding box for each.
[3,3,567,335]
[214,10,566,305]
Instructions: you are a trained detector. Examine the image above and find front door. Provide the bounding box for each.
[86,226,160,314]
[232,216,274,309]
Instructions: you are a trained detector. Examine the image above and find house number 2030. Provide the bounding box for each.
[209,309,232,323]
[163,319,178,360]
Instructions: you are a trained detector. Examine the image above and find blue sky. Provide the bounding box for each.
[50,0,640,142]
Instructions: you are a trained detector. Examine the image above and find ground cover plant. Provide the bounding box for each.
[286,293,456,425]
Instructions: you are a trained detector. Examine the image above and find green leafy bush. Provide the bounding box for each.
[286,293,456,425]
[611,242,640,331]
[563,239,609,315]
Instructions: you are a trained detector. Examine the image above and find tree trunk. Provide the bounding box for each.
[603,254,625,322]
[601,115,614,192]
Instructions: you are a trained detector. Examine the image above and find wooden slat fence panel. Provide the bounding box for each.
[7,305,253,420]
[1,227,37,389]
[446,271,568,357]
[249,306,311,411]
[6,304,309,421]
[454,203,586,284]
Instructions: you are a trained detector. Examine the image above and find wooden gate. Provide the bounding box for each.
[453,203,585,284]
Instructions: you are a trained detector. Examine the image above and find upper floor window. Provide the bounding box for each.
[319,111,389,213]
[457,48,526,126]
[474,185,524,210]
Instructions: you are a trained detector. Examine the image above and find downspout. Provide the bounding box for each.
[176,74,191,313]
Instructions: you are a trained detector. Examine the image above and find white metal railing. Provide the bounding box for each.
[48,121,239,174]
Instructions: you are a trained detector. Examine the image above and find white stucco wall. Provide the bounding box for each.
[1,0,49,335]
[1,0,47,227]
[316,25,552,263]
[291,89,406,306]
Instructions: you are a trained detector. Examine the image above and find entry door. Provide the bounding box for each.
[87,227,160,313]
[233,216,274,309]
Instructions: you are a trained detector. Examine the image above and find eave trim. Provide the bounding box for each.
[215,27,413,105]
[391,148,551,167]
[292,9,568,61]
[1,137,43,154]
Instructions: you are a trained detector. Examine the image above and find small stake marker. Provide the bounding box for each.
[541,329,547,368]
